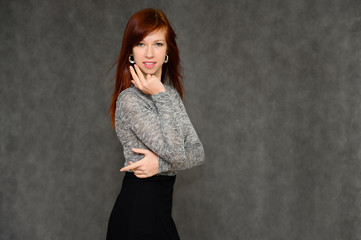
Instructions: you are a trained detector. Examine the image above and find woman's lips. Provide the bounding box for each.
[143,62,156,69]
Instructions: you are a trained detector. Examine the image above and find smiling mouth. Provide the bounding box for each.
[143,62,156,68]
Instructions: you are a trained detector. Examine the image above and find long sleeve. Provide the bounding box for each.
[116,85,205,175]
[117,88,187,167]
[157,87,205,172]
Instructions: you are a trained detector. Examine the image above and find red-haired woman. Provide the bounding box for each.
[106,8,205,240]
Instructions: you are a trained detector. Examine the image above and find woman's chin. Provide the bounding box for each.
[141,69,158,76]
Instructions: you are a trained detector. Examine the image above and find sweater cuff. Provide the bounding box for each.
[158,156,172,173]
[151,89,170,102]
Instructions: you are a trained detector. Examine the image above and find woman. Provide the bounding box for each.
[106,8,205,240]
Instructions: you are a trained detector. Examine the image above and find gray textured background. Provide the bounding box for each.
[1,0,361,239]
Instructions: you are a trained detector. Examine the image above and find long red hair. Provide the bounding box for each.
[108,8,184,128]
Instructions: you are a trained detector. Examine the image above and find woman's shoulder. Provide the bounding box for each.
[116,85,145,110]
[117,85,141,101]
[164,84,179,97]
[164,84,183,102]
[117,84,178,102]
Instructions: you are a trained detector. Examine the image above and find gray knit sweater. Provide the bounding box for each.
[115,84,205,176]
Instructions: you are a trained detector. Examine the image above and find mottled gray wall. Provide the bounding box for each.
[1,0,360,239]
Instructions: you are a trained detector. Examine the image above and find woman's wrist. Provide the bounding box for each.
[151,86,166,96]
[158,156,171,173]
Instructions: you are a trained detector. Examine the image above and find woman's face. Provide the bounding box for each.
[132,28,168,79]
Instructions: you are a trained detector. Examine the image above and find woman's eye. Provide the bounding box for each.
[137,43,144,46]
[156,43,163,46]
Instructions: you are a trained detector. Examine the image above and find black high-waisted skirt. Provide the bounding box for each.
[106,171,180,240]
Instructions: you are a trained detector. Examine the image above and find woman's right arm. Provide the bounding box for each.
[118,89,187,166]
[120,65,204,174]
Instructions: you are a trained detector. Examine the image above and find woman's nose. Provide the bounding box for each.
[145,46,154,58]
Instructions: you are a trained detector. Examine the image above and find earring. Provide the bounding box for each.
[129,54,135,64]
[164,54,169,63]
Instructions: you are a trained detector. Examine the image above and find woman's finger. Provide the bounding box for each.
[135,172,147,178]
[131,148,150,155]
[129,65,138,81]
[133,64,146,84]
[130,66,141,88]
[135,169,145,174]
[120,161,142,171]
[134,169,146,177]
[130,65,142,88]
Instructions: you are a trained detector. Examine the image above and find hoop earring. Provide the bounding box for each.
[164,54,169,63]
[129,54,135,64]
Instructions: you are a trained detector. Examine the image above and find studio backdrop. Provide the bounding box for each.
[1,0,360,239]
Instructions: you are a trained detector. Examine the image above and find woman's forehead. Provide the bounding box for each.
[142,28,166,41]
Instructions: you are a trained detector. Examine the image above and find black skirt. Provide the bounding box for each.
[106,172,180,240]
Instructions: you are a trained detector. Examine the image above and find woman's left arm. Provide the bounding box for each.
[158,88,205,173]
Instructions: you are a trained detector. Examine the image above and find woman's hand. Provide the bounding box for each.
[120,148,159,178]
[130,64,166,95]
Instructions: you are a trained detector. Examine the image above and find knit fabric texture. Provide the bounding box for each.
[115,84,205,176]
